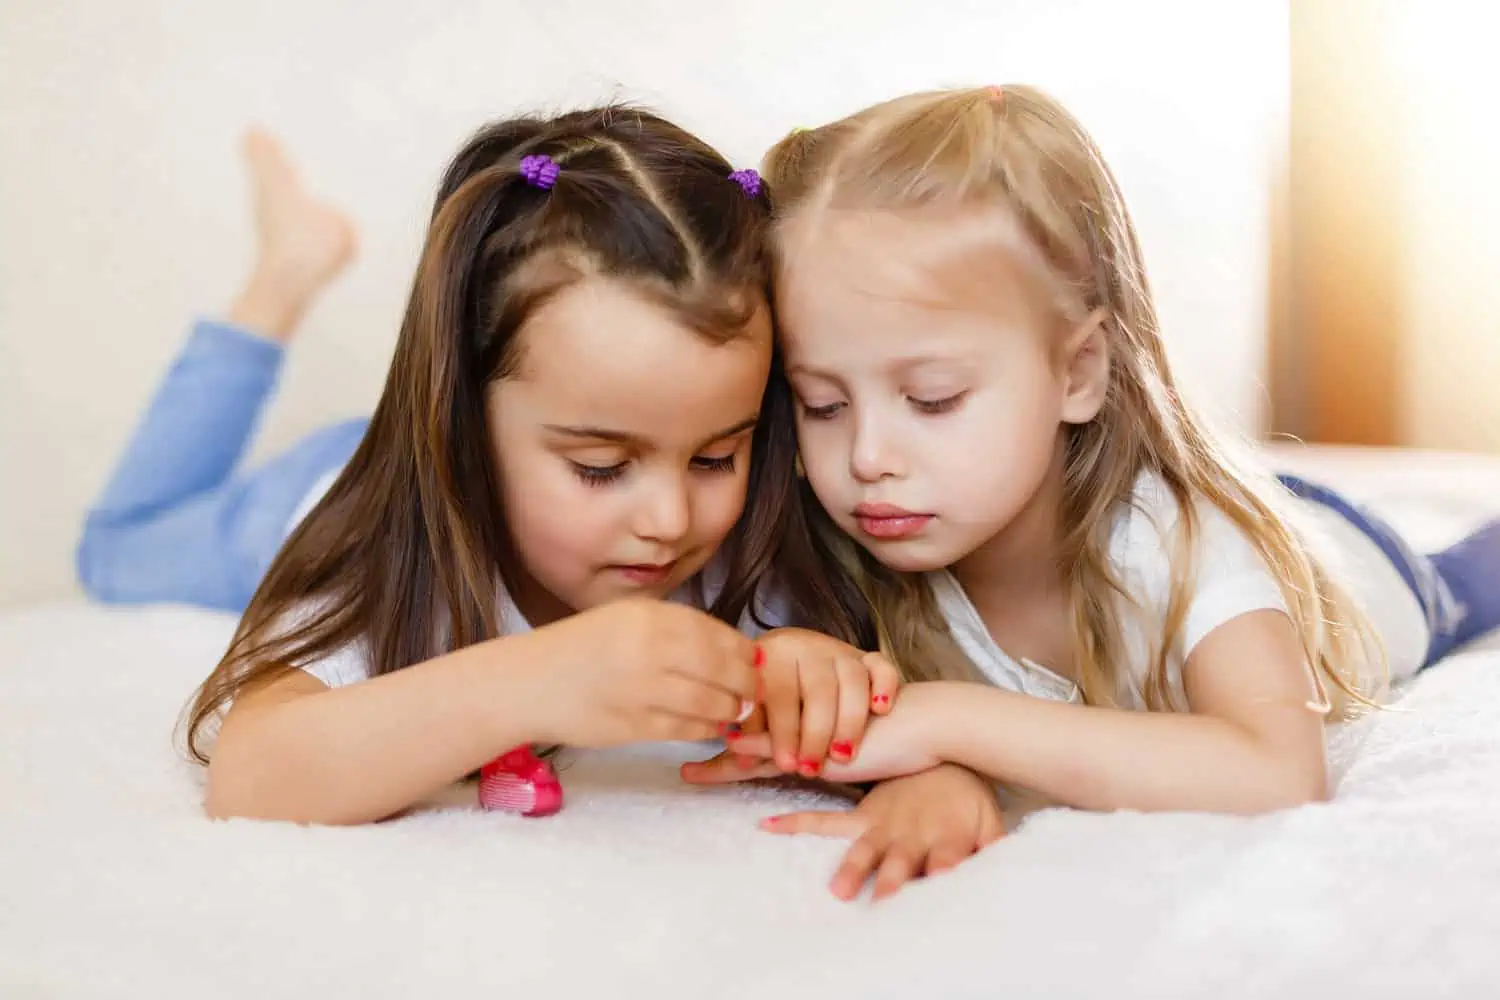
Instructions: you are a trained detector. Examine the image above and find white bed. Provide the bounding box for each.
[3,445,1499,999]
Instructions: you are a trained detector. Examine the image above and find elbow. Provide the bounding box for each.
[1265,778,1330,812]
[203,758,285,822]
[203,765,359,826]
[202,770,245,821]
[203,744,378,827]
[1241,760,1331,814]
[201,747,323,825]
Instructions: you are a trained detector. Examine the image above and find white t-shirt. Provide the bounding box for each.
[931,472,1426,710]
[279,469,788,688]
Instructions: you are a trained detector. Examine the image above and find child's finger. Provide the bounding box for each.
[759,810,866,838]
[763,663,802,773]
[694,629,760,705]
[828,656,871,764]
[657,673,748,725]
[795,654,839,775]
[679,750,778,785]
[864,651,901,714]
[717,730,773,758]
[871,844,923,901]
[736,704,768,735]
[830,829,888,901]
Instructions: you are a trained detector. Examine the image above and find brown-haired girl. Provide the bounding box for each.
[82,108,901,825]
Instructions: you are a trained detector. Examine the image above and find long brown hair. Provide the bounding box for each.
[186,105,866,762]
[764,86,1378,714]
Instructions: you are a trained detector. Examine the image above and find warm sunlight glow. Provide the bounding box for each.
[1388,4,1500,451]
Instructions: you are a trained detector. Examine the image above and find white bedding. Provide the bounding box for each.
[4,446,1500,999]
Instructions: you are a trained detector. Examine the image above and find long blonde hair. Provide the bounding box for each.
[764,85,1377,714]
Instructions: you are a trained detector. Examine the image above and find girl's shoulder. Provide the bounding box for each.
[1110,472,1266,575]
[1108,470,1286,654]
[260,597,375,689]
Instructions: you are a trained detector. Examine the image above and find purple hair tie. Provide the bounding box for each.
[728,168,761,199]
[519,154,560,190]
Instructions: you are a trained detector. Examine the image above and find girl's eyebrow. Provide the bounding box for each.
[543,415,759,450]
[887,352,981,373]
[543,424,636,444]
[787,354,977,380]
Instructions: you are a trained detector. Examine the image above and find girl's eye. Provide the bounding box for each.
[571,461,626,487]
[908,392,967,415]
[692,454,737,473]
[799,401,845,420]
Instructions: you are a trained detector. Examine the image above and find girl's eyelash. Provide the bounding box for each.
[800,401,844,420]
[571,461,626,487]
[571,454,735,486]
[693,454,736,473]
[909,392,967,415]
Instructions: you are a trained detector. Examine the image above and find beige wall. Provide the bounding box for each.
[1394,5,1500,453]
[0,0,1288,605]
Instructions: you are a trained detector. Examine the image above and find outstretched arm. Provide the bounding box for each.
[689,610,1331,814]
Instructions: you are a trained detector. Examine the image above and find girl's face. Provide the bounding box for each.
[487,276,772,624]
[777,206,1099,574]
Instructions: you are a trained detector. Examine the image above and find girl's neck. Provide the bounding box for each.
[951,437,1070,607]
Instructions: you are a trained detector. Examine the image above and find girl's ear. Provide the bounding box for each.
[1059,307,1110,425]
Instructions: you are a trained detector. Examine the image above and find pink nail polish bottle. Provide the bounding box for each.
[478,744,563,817]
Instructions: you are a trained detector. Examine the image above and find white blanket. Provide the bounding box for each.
[4,447,1500,998]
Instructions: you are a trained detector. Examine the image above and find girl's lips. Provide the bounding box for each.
[613,561,676,584]
[853,505,933,540]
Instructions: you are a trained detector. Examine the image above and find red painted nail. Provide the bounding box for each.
[830,740,854,759]
[753,645,765,668]
[798,758,821,777]
[872,693,890,707]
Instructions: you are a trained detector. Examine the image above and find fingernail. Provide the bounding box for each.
[761,815,780,827]
[753,645,765,668]
[830,740,854,760]
[777,754,797,772]
[872,693,890,707]
[722,723,742,739]
[736,754,757,770]
[798,758,821,777]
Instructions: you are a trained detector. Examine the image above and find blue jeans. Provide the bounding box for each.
[1279,474,1500,669]
[76,321,367,612]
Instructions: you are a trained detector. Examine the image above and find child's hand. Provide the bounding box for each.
[763,764,1005,901]
[742,628,900,776]
[530,599,758,748]
[682,682,939,786]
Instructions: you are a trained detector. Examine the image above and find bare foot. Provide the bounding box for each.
[229,128,357,342]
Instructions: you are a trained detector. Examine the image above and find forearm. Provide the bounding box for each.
[925,683,1329,814]
[207,632,550,825]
